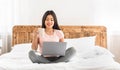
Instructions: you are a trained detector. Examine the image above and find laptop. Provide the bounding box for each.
[42,42,67,56]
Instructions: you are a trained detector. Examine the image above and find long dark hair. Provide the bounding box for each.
[42,10,60,30]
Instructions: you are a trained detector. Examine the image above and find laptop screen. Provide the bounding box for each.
[42,42,67,56]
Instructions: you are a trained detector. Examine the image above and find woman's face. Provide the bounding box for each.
[45,15,54,29]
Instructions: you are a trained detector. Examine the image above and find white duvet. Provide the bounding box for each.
[0,43,120,70]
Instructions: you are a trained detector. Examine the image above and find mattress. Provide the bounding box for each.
[0,43,120,70]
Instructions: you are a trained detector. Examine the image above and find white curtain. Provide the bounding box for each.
[0,0,14,54]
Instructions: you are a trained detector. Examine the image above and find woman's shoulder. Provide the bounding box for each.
[54,29,64,37]
[54,29,63,33]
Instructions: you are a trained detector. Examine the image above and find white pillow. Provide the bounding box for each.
[64,36,96,53]
[11,43,32,54]
[79,46,114,59]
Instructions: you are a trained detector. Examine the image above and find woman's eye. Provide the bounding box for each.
[45,18,54,21]
[51,19,54,21]
[46,19,49,21]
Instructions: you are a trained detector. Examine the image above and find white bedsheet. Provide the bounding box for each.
[0,43,120,70]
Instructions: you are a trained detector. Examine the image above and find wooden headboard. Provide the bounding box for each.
[12,25,107,48]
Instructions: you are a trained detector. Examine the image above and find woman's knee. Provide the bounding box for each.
[28,50,38,63]
[66,47,76,55]
[67,47,76,52]
[29,50,35,56]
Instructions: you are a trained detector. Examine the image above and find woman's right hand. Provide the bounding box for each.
[38,28,44,37]
[33,28,39,38]
[32,28,39,50]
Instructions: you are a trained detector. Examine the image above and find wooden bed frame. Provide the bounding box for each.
[12,25,107,48]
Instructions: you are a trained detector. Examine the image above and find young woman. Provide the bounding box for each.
[29,10,76,63]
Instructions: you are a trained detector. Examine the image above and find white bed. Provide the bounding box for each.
[0,25,120,70]
[0,43,120,70]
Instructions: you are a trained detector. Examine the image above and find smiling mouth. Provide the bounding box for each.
[47,23,52,26]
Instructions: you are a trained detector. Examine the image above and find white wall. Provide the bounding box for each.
[0,0,120,62]
[13,0,94,25]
